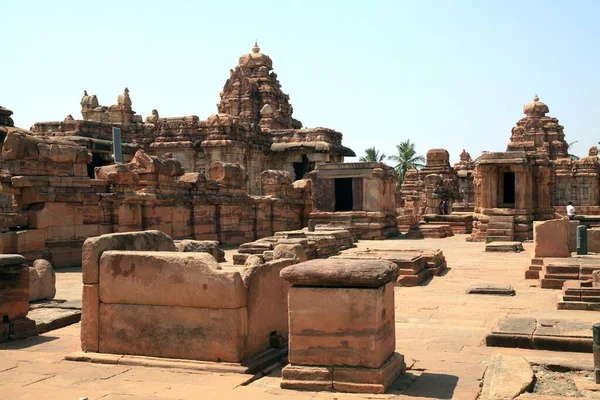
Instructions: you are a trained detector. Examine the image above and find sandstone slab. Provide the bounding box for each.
[98,303,248,363]
[533,219,569,258]
[99,251,246,309]
[480,354,534,400]
[281,258,399,287]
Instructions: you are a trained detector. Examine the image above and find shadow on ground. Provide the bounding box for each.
[0,335,59,350]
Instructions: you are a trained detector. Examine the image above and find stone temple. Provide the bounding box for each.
[4,41,600,399]
[398,95,600,242]
[31,42,354,195]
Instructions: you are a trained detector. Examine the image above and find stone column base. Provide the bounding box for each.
[281,352,406,394]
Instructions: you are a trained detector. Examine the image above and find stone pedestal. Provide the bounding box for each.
[0,254,39,342]
[279,259,405,394]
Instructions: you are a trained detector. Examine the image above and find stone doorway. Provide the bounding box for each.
[334,178,353,211]
[293,155,314,180]
[87,153,111,179]
[500,171,516,208]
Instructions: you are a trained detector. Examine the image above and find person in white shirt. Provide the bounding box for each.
[566,202,576,220]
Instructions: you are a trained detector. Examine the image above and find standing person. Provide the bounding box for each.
[567,201,576,220]
[439,199,449,215]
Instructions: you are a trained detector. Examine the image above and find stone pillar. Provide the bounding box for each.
[279,259,405,394]
[594,323,600,384]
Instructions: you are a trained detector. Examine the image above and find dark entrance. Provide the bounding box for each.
[503,172,515,205]
[293,155,315,180]
[87,153,111,179]
[334,178,353,211]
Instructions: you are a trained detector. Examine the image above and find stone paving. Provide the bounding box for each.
[0,235,596,399]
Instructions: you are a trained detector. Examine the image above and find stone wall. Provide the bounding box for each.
[81,231,293,364]
[0,131,310,267]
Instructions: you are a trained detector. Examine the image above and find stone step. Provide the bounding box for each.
[487,222,514,230]
[487,229,513,236]
[486,235,513,243]
[489,216,515,223]
[543,264,579,274]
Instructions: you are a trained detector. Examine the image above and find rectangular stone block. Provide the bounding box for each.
[81,284,99,352]
[99,251,247,309]
[27,202,84,229]
[5,160,74,176]
[0,264,29,321]
[49,245,82,268]
[534,219,569,258]
[288,282,395,368]
[99,303,248,362]
[16,229,46,252]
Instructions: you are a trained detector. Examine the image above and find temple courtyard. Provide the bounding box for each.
[1,235,596,400]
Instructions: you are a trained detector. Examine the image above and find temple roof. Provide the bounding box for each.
[238,41,273,70]
[523,96,549,118]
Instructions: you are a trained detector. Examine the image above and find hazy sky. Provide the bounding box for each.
[4,0,600,163]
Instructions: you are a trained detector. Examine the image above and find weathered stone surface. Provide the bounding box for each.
[98,303,247,362]
[287,282,395,368]
[0,254,26,266]
[588,228,600,253]
[273,243,307,263]
[2,130,91,163]
[82,230,176,284]
[0,261,29,321]
[467,284,515,296]
[534,219,569,258]
[281,259,399,288]
[81,283,99,352]
[175,239,225,262]
[28,259,56,301]
[485,241,524,253]
[99,251,246,309]
[480,354,534,400]
[27,307,80,334]
[241,258,292,357]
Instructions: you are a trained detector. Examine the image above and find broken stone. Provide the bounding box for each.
[29,259,56,301]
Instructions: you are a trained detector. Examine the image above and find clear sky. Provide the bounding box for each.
[4,0,600,163]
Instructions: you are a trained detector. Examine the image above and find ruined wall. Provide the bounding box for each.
[0,132,310,267]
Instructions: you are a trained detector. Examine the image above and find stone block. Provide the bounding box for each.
[16,229,46,253]
[589,229,600,253]
[569,221,579,253]
[48,245,82,268]
[241,259,292,356]
[81,284,99,352]
[27,202,83,229]
[0,260,29,321]
[287,282,395,368]
[533,219,569,258]
[273,243,307,262]
[333,352,406,394]
[28,259,56,301]
[99,251,246,309]
[281,259,399,288]
[82,230,176,284]
[175,240,225,262]
[98,303,248,362]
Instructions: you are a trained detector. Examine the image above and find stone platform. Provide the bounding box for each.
[423,213,474,234]
[331,247,447,287]
[526,254,600,289]
[486,317,593,353]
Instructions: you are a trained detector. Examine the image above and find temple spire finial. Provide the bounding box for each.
[252,40,260,53]
[534,93,539,101]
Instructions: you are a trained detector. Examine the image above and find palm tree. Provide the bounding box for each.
[387,140,425,184]
[359,147,386,162]
[567,141,580,161]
